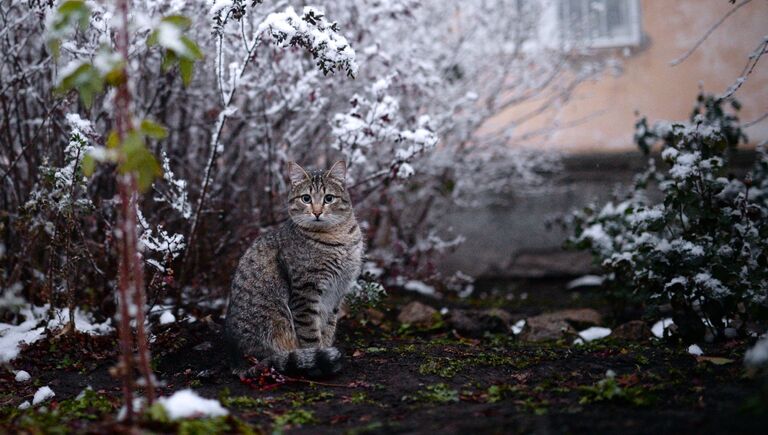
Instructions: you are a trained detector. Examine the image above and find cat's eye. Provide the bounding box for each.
[324,194,335,204]
[301,194,312,204]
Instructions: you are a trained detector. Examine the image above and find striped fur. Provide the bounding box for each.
[225,161,363,377]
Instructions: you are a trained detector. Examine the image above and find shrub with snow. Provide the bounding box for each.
[566,94,768,342]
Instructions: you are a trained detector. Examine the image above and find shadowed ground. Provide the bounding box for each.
[1,279,766,434]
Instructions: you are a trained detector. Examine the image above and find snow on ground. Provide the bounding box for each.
[651,318,674,338]
[511,319,526,335]
[566,275,604,290]
[0,304,113,363]
[159,311,176,325]
[0,305,47,363]
[18,401,31,410]
[15,370,31,382]
[578,326,612,342]
[32,386,55,405]
[158,389,229,420]
[403,280,436,296]
[745,335,768,367]
[688,344,704,356]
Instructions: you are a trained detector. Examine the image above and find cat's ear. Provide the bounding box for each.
[288,161,310,186]
[326,160,347,183]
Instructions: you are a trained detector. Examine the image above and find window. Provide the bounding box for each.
[559,0,642,48]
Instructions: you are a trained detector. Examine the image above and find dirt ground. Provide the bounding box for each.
[1,279,767,434]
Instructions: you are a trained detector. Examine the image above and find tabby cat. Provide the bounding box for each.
[224,161,364,377]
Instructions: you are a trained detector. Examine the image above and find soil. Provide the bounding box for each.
[1,279,767,434]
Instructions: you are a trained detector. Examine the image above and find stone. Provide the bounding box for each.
[521,308,602,331]
[397,301,438,327]
[520,316,575,342]
[518,308,602,342]
[611,320,652,341]
[364,308,385,326]
[447,308,513,337]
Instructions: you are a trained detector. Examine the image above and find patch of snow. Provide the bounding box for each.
[651,318,674,338]
[32,386,55,405]
[578,326,612,342]
[396,162,414,179]
[159,311,176,325]
[158,389,228,420]
[210,0,233,17]
[687,344,703,356]
[511,319,526,335]
[745,336,768,367]
[15,370,31,382]
[18,401,31,410]
[0,306,47,363]
[566,275,604,290]
[573,337,584,345]
[117,397,146,421]
[403,280,435,296]
[0,304,113,363]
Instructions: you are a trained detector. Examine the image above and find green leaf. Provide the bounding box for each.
[181,36,204,60]
[106,131,120,149]
[140,119,168,139]
[161,15,192,29]
[82,154,95,176]
[57,63,103,108]
[147,30,159,47]
[120,139,162,193]
[49,39,62,59]
[53,0,90,32]
[179,59,194,86]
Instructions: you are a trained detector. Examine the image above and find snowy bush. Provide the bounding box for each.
[1,0,603,311]
[567,94,768,342]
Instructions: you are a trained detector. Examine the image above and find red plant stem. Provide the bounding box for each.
[113,0,156,419]
[115,176,136,423]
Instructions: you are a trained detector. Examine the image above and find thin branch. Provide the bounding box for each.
[718,36,768,101]
[669,0,753,66]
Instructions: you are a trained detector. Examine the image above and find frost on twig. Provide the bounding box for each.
[257,6,358,77]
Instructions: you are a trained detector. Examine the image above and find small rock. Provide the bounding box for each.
[519,308,602,342]
[447,310,482,336]
[611,320,652,341]
[397,301,437,327]
[446,308,513,337]
[193,341,213,351]
[550,308,603,329]
[520,316,575,342]
[482,308,512,326]
[364,308,385,326]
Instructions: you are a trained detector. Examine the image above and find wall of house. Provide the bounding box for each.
[487,0,768,152]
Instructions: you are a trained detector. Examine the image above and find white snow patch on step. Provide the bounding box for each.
[32,386,55,405]
[160,311,176,325]
[158,389,228,420]
[566,275,604,290]
[578,326,612,342]
[651,318,674,338]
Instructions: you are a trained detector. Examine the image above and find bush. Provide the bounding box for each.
[566,94,768,342]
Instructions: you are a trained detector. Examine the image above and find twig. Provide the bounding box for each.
[718,36,768,101]
[669,0,753,66]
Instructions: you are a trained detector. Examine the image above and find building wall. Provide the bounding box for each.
[487,0,768,152]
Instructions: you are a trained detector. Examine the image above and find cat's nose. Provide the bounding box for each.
[313,211,322,219]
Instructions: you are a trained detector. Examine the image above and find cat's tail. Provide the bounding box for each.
[263,347,343,378]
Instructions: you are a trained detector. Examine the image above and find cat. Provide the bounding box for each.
[224,160,364,377]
